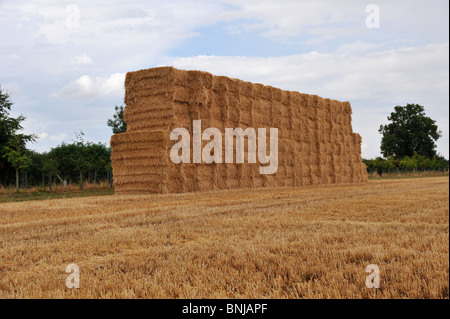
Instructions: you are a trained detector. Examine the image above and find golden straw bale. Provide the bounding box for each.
[111,67,367,194]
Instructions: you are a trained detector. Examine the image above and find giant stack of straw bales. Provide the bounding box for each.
[111,67,368,194]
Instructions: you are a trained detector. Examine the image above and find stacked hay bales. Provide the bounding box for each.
[111,67,368,194]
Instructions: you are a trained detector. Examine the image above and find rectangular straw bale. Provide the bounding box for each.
[111,66,367,194]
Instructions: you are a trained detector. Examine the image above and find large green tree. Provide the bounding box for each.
[2,137,32,193]
[107,105,127,134]
[42,154,58,192]
[1,85,36,186]
[0,85,35,153]
[379,104,442,158]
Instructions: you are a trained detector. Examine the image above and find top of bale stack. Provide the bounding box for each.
[124,66,350,107]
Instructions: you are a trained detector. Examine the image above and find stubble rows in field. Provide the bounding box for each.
[0,177,448,298]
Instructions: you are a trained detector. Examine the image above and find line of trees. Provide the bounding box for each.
[363,154,449,175]
[1,134,113,192]
[28,135,112,190]
[1,85,112,192]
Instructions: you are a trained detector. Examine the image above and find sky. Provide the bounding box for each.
[0,0,448,159]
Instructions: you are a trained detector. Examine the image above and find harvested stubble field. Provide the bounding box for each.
[0,177,448,299]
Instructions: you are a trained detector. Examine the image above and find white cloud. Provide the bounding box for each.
[0,1,230,79]
[54,73,125,100]
[35,132,67,144]
[221,0,449,43]
[335,41,386,54]
[37,132,49,139]
[164,43,449,101]
[1,1,448,159]
[71,54,94,65]
[7,54,20,60]
[220,0,360,37]
[1,82,21,96]
[50,133,67,142]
